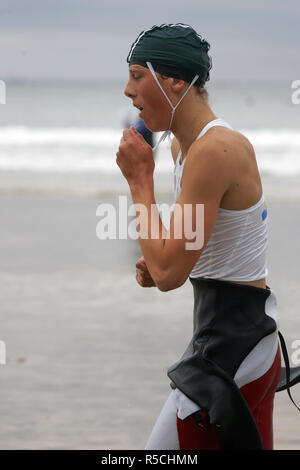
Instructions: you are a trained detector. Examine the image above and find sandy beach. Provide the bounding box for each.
[0,189,299,450]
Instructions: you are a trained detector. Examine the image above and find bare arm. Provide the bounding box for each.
[117,127,231,292]
[134,137,180,289]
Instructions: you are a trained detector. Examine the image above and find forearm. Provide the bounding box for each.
[117,127,182,290]
[129,178,170,284]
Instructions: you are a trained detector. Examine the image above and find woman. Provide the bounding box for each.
[116,23,281,450]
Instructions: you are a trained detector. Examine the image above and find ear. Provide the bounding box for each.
[170,77,186,94]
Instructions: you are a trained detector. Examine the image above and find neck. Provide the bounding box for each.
[171,98,217,157]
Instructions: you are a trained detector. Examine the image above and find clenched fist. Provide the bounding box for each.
[136,256,156,288]
[116,126,155,184]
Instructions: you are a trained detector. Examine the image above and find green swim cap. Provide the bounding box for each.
[127,23,212,87]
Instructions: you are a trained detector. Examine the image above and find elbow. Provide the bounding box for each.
[154,270,186,292]
[156,281,173,292]
[149,257,188,292]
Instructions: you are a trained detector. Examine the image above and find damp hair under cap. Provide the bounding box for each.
[127,23,212,88]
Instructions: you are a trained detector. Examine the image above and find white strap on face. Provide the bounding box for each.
[146,61,199,151]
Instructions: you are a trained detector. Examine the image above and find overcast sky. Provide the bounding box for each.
[0,0,299,82]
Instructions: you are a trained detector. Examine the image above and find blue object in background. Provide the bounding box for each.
[135,118,154,148]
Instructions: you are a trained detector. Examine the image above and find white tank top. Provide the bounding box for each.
[173,118,268,282]
[172,118,278,419]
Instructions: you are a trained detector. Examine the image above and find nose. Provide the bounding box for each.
[124,79,136,99]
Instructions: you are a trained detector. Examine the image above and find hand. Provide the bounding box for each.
[116,126,155,184]
[136,256,156,288]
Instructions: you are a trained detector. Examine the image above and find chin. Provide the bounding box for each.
[144,118,167,133]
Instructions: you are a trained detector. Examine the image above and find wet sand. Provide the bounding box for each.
[0,192,299,450]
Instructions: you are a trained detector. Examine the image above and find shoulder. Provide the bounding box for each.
[180,126,257,207]
[190,126,254,164]
[183,127,255,189]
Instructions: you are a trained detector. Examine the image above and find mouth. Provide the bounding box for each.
[133,104,143,111]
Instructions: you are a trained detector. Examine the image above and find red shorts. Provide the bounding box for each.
[176,345,281,450]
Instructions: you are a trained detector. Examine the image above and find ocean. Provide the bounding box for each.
[0,79,299,198]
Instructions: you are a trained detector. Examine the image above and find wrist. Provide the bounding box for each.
[129,175,154,194]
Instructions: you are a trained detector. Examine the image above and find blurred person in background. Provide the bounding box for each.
[121,109,155,149]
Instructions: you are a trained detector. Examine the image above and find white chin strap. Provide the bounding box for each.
[146,61,199,151]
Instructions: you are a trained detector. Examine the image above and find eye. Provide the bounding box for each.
[131,72,141,81]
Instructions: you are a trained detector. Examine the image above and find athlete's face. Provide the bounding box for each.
[124,65,172,132]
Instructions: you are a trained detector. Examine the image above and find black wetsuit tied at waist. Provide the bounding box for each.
[167,277,300,450]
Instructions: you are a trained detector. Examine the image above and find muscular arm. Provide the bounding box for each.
[129,138,230,291]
